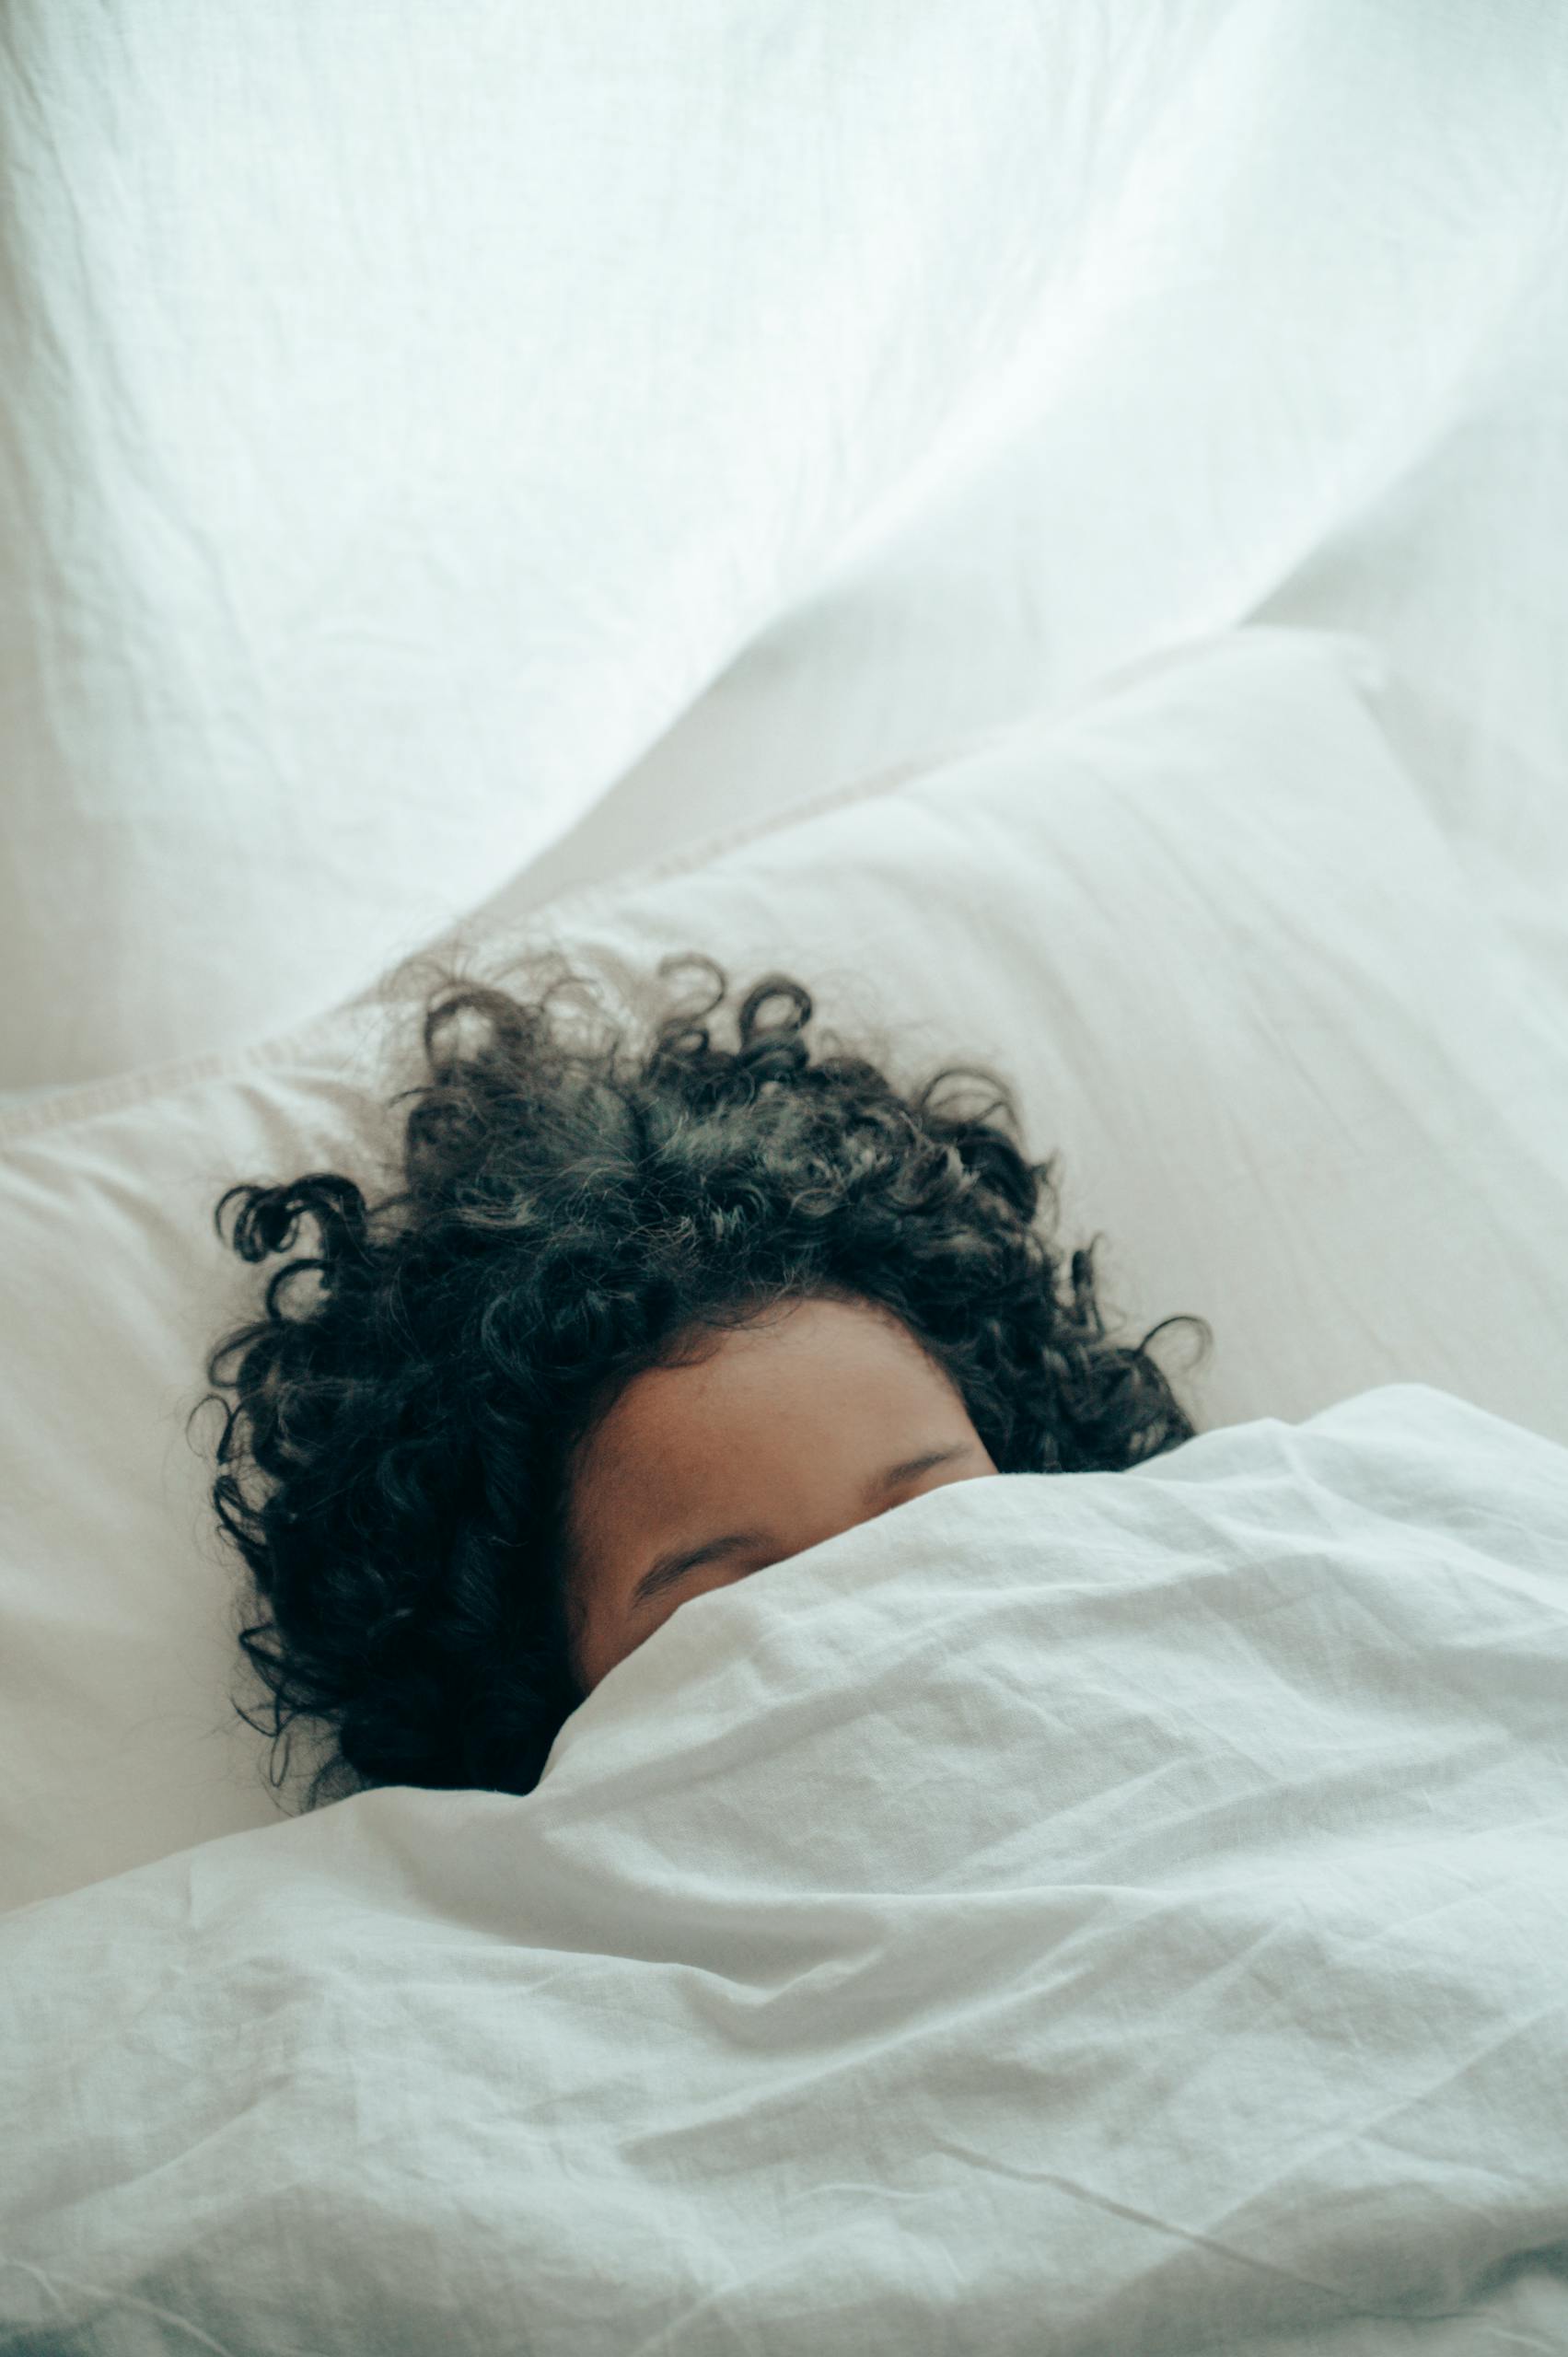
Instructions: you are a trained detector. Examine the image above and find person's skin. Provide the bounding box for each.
[563,1292,999,1692]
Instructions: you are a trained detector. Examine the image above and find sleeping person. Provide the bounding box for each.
[197,950,1210,1804]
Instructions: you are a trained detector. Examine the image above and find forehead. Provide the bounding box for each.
[575,1295,955,1483]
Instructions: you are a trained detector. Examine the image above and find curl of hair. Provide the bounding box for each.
[192,949,1212,1810]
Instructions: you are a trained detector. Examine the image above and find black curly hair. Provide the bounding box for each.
[192,947,1212,1812]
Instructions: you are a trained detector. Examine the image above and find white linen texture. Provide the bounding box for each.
[5,1,1568,1091]
[3,1381,1567,2356]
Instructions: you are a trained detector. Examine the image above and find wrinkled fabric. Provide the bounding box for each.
[4,1381,1566,2355]
[4,4,1567,1091]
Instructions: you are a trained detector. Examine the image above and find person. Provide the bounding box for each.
[195,949,1210,1807]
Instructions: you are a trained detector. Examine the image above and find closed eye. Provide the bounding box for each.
[629,1442,977,1609]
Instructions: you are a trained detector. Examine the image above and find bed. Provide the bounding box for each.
[2,6,1567,2351]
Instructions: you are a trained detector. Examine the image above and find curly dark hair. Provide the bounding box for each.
[192,947,1212,1812]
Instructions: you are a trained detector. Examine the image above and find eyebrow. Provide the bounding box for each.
[628,1445,975,1611]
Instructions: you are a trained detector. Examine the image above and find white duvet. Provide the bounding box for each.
[6,6,1568,1098]
[4,1381,1568,2356]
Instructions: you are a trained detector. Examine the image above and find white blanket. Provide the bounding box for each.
[4,1381,1568,2355]
[6,6,1568,1098]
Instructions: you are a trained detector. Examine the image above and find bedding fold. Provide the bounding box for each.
[3,1382,1567,2353]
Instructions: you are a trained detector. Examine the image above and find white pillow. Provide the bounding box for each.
[3,625,1563,1913]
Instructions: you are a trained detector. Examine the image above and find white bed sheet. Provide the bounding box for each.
[3,4,1566,1103]
[443,4,1568,1060]
[4,1381,1567,2355]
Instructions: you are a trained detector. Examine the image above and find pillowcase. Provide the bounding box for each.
[3,624,1564,1912]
